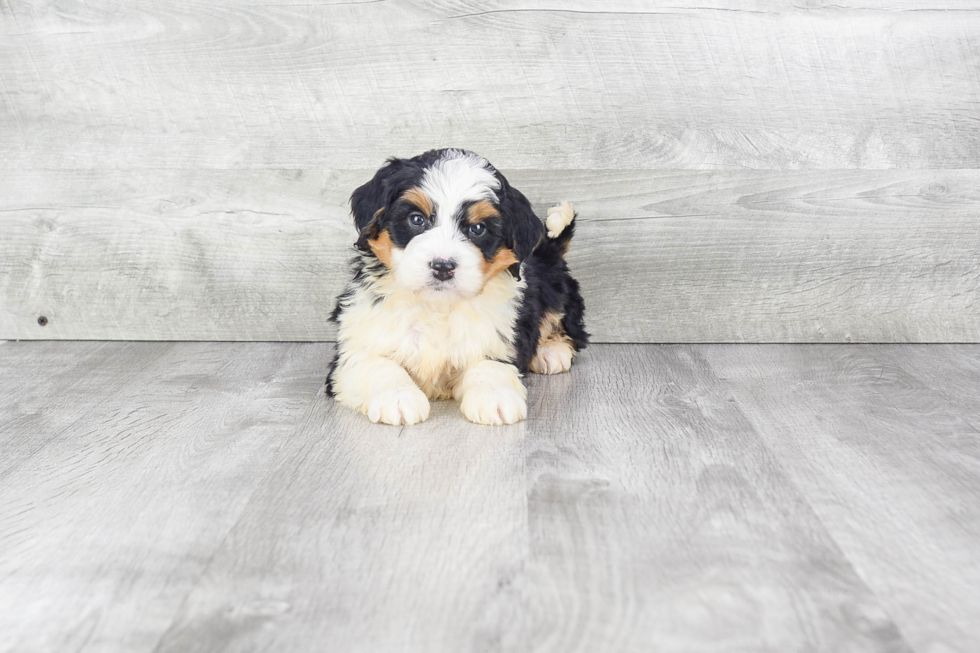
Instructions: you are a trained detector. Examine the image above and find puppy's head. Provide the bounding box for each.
[350,148,545,300]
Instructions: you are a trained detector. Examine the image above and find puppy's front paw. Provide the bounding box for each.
[530,341,574,375]
[460,385,527,426]
[454,360,528,426]
[366,386,430,426]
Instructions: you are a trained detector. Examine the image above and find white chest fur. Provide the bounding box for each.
[336,273,523,398]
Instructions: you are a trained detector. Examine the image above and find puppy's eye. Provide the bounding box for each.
[409,213,426,228]
[467,223,487,237]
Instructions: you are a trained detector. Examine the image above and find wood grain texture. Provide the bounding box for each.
[4,0,980,341]
[0,169,355,341]
[2,168,978,341]
[0,341,327,653]
[3,342,944,652]
[5,342,980,651]
[874,344,980,428]
[3,0,980,169]
[521,345,911,652]
[702,344,980,653]
[153,390,529,653]
[0,341,172,478]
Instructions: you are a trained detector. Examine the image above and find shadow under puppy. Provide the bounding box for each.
[326,148,588,425]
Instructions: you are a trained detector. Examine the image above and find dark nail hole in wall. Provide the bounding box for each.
[37,316,48,326]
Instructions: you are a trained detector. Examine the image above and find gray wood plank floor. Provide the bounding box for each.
[1,342,978,653]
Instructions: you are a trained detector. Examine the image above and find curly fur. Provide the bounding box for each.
[326,148,588,425]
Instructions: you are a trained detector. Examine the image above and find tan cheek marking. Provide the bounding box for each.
[467,200,500,224]
[481,246,519,284]
[401,188,433,217]
[368,230,395,268]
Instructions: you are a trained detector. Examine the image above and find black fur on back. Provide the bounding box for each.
[509,217,589,374]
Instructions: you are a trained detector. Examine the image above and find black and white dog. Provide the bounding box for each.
[326,148,588,425]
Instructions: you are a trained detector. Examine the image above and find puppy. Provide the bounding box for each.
[326,148,588,425]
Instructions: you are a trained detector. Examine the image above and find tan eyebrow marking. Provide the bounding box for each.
[400,188,433,216]
[466,200,500,224]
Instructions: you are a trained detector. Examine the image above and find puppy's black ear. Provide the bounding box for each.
[350,158,409,250]
[497,175,546,278]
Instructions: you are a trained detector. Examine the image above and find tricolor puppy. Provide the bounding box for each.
[326,148,588,426]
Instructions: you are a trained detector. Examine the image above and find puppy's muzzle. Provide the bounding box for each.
[429,258,457,282]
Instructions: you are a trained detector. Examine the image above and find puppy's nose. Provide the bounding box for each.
[429,258,457,281]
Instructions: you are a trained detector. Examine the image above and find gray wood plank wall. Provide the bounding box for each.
[2,0,979,341]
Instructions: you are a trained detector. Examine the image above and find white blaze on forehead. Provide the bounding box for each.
[420,150,500,224]
[393,150,501,299]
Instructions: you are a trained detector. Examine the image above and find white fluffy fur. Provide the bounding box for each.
[391,217,485,300]
[420,149,500,218]
[332,271,525,425]
[335,353,430,426]
[453,359,527,426]
[333,150,547,426]
[387,149,502,301]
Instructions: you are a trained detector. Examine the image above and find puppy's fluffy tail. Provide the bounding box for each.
[546,201,576,258]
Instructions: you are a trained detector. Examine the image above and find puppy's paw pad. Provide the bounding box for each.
[460,386,527,426]
[546,201,575,238]
[366,386,430,426]
[530,341,574,375]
